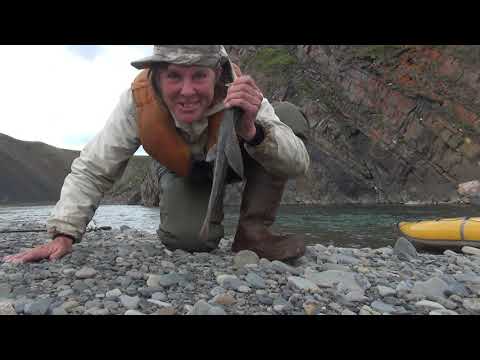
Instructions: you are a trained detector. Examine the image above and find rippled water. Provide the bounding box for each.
[1,204,479,249]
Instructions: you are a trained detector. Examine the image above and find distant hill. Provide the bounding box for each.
[0,133,149,205]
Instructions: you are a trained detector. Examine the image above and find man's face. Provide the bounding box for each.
[157,64,217,124]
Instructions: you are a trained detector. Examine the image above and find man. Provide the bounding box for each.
[3,45,310,264]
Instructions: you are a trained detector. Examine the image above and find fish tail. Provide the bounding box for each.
[199,220,210,242]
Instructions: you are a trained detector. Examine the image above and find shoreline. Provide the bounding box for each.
[1,226,479,315]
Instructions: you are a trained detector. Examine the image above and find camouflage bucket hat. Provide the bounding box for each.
[131,45,229,70]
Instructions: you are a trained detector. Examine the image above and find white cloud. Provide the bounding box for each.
[0,45,152,155]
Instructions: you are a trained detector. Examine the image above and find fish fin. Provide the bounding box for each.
[199,220,210,242]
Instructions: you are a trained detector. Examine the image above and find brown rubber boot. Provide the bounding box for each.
[232,157,305,261]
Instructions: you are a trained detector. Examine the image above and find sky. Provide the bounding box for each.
[0,45,153,155]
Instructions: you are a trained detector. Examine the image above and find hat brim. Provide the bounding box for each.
[130,55,161,70]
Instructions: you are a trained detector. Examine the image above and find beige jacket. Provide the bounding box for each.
[46,89,310,242]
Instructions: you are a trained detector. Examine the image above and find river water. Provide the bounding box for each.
[1,204,479,249]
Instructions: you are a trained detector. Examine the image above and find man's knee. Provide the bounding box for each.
[157,173,223,252]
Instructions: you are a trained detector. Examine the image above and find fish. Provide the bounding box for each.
[199,108,244,242]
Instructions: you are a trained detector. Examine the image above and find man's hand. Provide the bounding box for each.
[224,75,264,142]
[2,236,74,263]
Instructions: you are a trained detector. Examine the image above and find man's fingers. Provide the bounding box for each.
[5,246,51,263]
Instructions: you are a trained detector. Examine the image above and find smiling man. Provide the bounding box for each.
[3,45,311,264]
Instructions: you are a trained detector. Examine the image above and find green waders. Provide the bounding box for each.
[156,101,309,256]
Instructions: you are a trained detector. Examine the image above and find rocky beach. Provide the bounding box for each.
[1,223,480,315]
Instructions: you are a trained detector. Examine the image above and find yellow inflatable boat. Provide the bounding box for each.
[398,217,480,249]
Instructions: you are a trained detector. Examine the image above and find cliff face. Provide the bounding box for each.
[218,45,480,205]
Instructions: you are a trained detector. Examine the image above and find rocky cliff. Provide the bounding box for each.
[220,45,480,205]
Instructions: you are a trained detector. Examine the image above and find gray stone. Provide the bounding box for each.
[336,254,360,265]
[105,289,122,298]
[75,267,97,279]
[429,309,458,315]
[463,298,480,313]
[58,289,74,297]
[125,310,145,315]
[271,260,301,275]
[146,275,162,288]
[120,225,131,232]
[462,246,480,257]
[147,299,173,308]
[0,301,16,315]
[0,283,12,298]
[24,298,52,315]
[233,250,259,268]
[187,300,225,315]
[126,270,144,280]
[411,277,449,300]
[393,237,418,260]
[157,273,183,287]
[443,250,458,257]
[119,295,140,310]
[342,290,368,303]
[370,300,396,314]
[377,285,396,297]
[454,273,480,284]
[322,263,350,271]
[216,274,244,290]
[287,276,319,292]
[51,307,68,315]
[237,285,251,293]
[257,294,273,305]
[62,300,79,311]
[415,300,446,310]
[305,269,363,293]
[151,292,167,301]
[210,286,225,297]
[341,309,356,315]
[245,272,266,289]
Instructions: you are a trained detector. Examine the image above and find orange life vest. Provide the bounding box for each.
[131,69,224,177]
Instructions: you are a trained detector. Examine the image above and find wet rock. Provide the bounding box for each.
[370,300,396,314]
[187,300,225,315]
[106,288,122,298]
[271,260,301,275]
[211,294,236,306]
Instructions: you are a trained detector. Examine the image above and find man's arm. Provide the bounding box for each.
[47,89,141,243]
[244,98,310,178]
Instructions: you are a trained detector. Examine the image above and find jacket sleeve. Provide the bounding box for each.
[46,89,141,243]
[244,98,310,178]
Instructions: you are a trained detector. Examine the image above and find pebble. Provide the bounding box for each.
[3,227,480,316]
[463,298,480,313]
[377,285,396,297]
[0,301,16,315]
[233,250,259,268]
[119,295,140,310]
[287,276,319,292]
[106,288,122,298]
[124,310,145,315]
[415,300,445,310]
[75,267,97,279]
[211,293,236,306]
[147,299,173,308]
[462,246,480,257]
